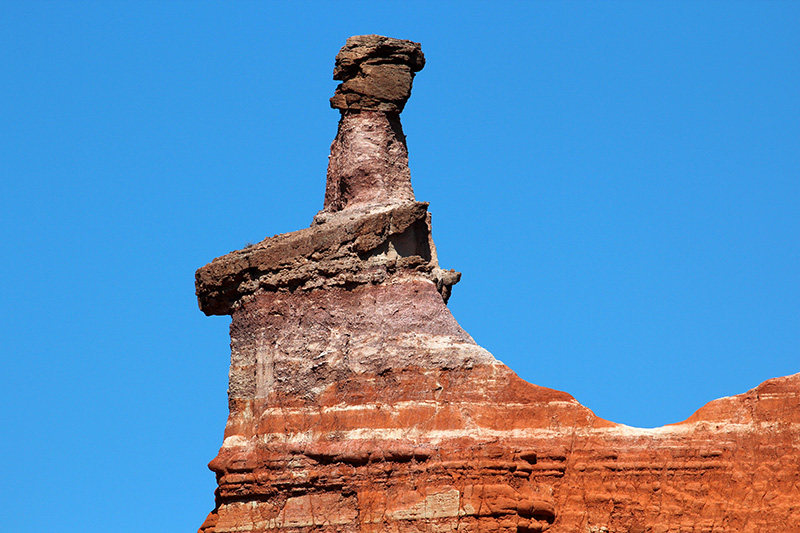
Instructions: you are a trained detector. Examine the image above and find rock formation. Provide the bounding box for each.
[196,35,800,533]
[323,35,424,214]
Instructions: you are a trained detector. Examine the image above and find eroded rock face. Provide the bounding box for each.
[323,111,415,213]
[324,35,423,214]
[329,35,425,114]
[196,35,800,533]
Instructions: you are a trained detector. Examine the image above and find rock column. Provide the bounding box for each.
[323,35,425,213]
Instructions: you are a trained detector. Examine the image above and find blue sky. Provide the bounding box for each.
[2,2,798,532]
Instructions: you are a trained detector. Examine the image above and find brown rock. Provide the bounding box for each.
[195,202,460,315]
[196,36,800,533]
[330,35,424,113]
[323,35,424,213]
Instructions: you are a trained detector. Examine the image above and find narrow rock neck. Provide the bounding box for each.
[323,111,416,213]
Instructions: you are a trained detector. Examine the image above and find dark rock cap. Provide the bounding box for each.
[330,35,425,113]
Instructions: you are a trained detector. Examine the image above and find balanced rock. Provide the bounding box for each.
[195,35,800,533]
[323,35,424,214]
[329,34,425,113]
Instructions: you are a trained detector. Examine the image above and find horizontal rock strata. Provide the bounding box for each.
[330,34,425,113]
[196,202,460,315]
[198,363,800,532]
[196,35,800,533]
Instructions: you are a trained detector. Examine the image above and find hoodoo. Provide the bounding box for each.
[324,34,424,213]
[196,35,800,533]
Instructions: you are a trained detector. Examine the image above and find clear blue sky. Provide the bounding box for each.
[2,2,797,532]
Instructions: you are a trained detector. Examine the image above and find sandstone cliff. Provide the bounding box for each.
[195,35,800,533]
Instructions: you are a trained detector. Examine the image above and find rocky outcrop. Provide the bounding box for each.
[196,35,800,533]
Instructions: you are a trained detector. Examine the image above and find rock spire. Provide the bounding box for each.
[194,36,800,533]
[323,35,424,214]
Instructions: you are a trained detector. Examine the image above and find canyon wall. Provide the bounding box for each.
[195,35,800,533]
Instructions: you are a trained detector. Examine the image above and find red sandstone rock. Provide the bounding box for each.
[196,35,800,533]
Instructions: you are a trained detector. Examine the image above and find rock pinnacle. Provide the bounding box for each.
[322,35,424,214]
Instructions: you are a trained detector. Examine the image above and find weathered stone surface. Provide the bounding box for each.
[196,202,460,315]
[196,35,800,533]
[330,35,424,113]
[323,111,415,213]
[323,35,423,214]
[199,355,800,532]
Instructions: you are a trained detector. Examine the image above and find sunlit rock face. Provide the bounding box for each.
[195,35,800,533]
